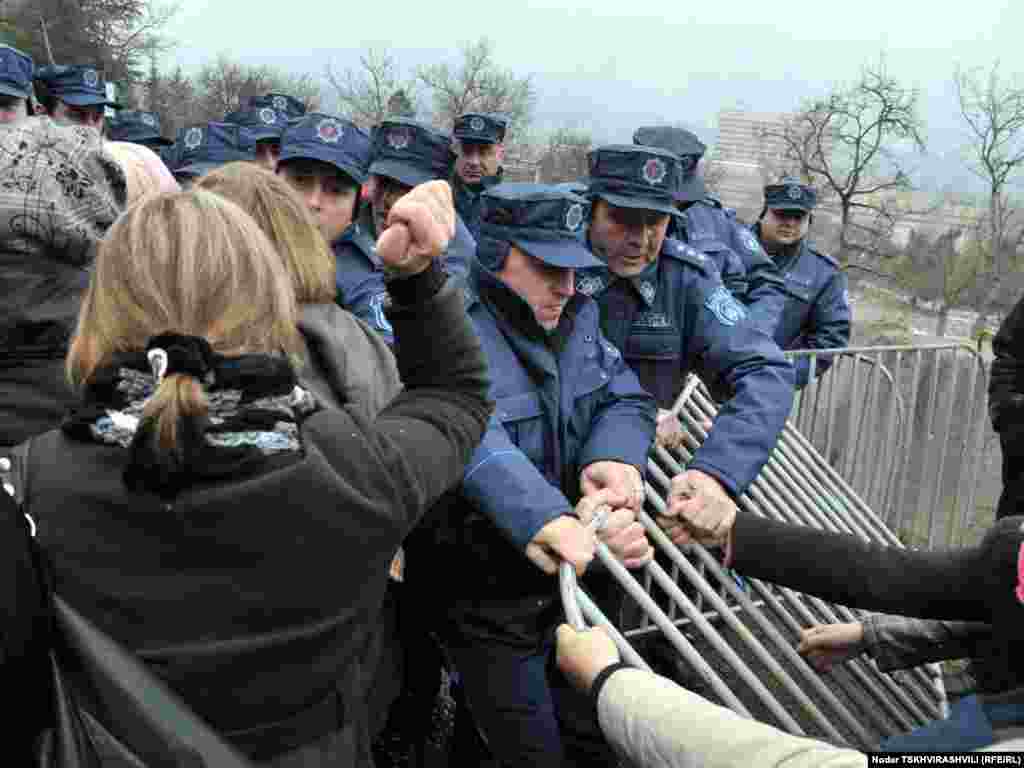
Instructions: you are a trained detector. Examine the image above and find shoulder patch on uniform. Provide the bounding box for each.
[704,285,747,327]
[460,280,479,309]
[369,291,394,334]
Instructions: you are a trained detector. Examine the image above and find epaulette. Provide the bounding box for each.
[662,238,712,275]
[807,244,839,269]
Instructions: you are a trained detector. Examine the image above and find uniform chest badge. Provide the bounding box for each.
[639,281,656,304]
[259,108,277,125]
[705,286,747,327]
[576,275,604,296]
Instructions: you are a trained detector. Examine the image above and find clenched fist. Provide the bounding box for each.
[376,180,455,276]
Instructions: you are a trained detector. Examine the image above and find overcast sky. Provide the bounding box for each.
[161,0,1021,193]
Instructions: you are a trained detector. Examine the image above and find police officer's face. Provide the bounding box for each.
[52,100,105,131]
[497,246,575,331]
[588,200,670,277]
[0,95,27,124]
[455,140,501,184]
[761,208,809,246]
[278,159,359,243]
[254,140,281,171]
[370,175,413,236]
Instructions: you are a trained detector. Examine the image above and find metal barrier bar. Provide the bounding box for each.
[645,447,936,733]
[676,392,943,711]
[557,344,976,751]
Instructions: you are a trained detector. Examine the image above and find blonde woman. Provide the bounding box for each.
[196,162,402,419]
[17,183,490,766]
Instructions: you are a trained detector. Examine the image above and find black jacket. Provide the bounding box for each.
[19,273,492,766]
[991,294,1024,519]
[729,511,1024,691]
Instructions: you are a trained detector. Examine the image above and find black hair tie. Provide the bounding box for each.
[145,333,217,386]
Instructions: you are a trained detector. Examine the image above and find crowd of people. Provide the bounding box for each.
[3,39,1024,767]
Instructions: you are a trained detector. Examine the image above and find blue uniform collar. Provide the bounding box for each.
[473,262,582,345]
[332,222,381,267]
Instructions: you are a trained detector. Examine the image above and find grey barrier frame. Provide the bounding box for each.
[788,344,990,549]
[561,366,951,750]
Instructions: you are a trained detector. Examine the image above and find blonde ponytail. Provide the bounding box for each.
[141,373,209,454]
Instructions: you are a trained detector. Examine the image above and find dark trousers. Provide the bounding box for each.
[444,631,618,768]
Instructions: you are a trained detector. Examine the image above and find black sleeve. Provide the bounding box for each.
[340,273,492,534]
[729,509,990,622]
[990,294,1024,433]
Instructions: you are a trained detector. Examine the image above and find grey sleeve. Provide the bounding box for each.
[863,614,993,671]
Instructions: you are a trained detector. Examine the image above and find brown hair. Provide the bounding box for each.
[197,162,337,304]
[68,189,302,452]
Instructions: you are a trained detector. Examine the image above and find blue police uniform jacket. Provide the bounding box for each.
[673,215,748,300]
[435,264,655,633]
[753,224,851,389]
[453,171,502,242]
[332,223,393,344]
[576,236,794,498]
[684,197,786,334]
[357,206,476,284]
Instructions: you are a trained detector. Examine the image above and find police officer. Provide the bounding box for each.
[416,184,656,768]
[0,45,34,124]
[754,177,851,388]
[578,144,793,526]
[451,112,507,240]
[277,113,394,342]
[224,104,288,170]
[633,125,786,332]
[364,118,475,279]
[172,121,256,184]
[249,92,306,121]
[106,110,173,149]
[33,64,121,130]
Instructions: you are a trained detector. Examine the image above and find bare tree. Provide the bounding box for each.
[193,54,320,122]
[955,62,1024,333]
[325,47,418,130]
[15,0,179,84]
[416,37,535,139]
[760,59,926,264]
[144,56,320,137]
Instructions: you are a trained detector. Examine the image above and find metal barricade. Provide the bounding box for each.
[561,374,948,751]
[789,344,991,549]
